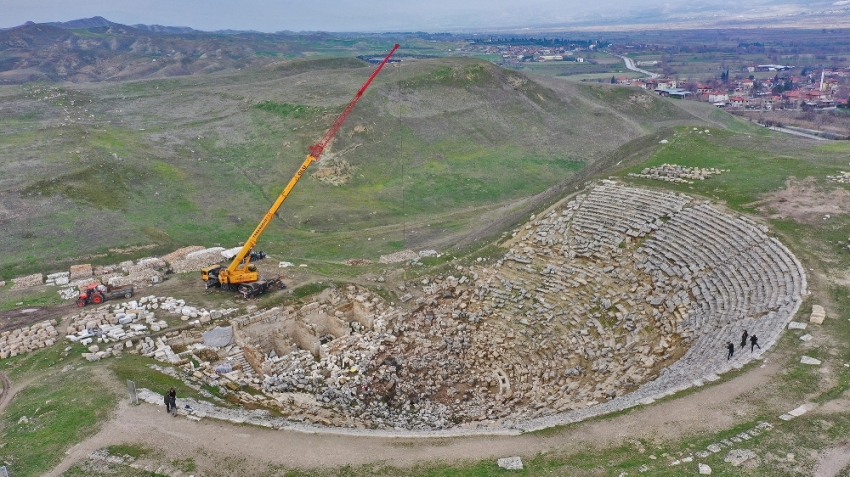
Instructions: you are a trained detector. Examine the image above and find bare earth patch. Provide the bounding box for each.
[749,177,850,224]
[814,437,850,477]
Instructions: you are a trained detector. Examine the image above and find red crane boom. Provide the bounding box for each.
[309,43,400,159]
[204,44,400,289]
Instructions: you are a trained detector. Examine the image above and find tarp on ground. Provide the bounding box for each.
[202,326,233,347]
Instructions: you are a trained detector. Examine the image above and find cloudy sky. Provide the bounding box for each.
[1,0,822,32]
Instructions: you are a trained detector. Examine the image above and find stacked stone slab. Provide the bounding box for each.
[106,267,163,288]
[171,247,226,273]
[135,257,166,270]
[161,245,206,264]
[0,320,59,359]
[11,273,43,289]
[45,272,71,286]
[69,264,93,280]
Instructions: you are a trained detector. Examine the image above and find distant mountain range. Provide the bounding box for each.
[36,15,245,34]
[0,17,338,84]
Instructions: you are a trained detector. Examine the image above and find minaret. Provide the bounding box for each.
[821,69,825,91]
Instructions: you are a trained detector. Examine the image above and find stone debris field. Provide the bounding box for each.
[826,171,850,184]
[125,182,806,432]
[64,296,239,362]
[627,164,727,184]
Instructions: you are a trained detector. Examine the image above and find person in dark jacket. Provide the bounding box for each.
[727,341,735,360]
[740,330,748,350]
[750,335,761,352]
[168,388,177,416]
[164,390,171,413]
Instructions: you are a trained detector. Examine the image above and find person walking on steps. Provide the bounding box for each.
[741,330,749,350]
[727,341,735,360]
[168,387,177,416]
[164,390,171,413]
[750,335,761,352]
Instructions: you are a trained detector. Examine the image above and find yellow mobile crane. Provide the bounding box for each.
[202,44,400,295]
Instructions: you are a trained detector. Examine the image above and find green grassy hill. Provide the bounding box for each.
[0,57,711,277]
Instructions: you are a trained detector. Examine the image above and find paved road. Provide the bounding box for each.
[766,125,826,141]
[616,55,659,78]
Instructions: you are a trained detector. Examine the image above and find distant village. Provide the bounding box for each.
[463,38,597,65]
[460,39,849,110]
[618,65,848,110]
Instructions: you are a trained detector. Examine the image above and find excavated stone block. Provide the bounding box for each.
[69,264,93,280]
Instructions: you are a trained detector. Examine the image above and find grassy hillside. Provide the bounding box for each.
[0,57,707,278]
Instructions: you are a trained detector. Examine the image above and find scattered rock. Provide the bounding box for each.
[378,250,419,264]
[497,456,523,470]
[724,449,757,467]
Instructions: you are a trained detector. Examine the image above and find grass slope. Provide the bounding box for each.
[0,58,698,278]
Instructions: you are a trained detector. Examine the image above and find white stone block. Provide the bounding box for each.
[497,456,523,470]
[809,305,825,324]
[800,356,821,365]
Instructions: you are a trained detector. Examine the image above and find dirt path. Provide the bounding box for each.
[0,372,11,413]
[0,302,76,333]
[814,439,850,477]
[44,356,785,475]
[0,371,46,415]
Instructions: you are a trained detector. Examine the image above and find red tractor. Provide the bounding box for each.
[76,284,134,307]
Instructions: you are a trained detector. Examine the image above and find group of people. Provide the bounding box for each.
[726,329,761,359]
[163,387,177,416]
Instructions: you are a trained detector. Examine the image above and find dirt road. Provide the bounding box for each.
[45,356,784,475]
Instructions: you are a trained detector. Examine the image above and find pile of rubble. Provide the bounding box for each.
[826,171,850,184]
[379,250,419,264]
[628,164,727,184]
[64,295,238,362]
[345,259,373,266]
[0,320,59,359]
[171,247,226,274]
[161,245,206,263]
